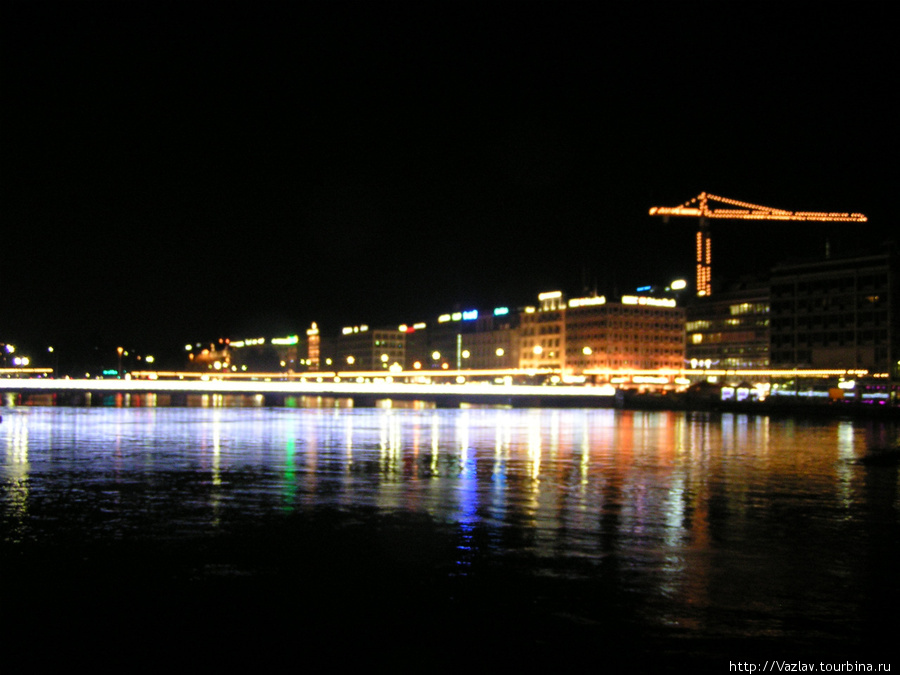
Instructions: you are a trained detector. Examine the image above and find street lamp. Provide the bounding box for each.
[48,346,58,376]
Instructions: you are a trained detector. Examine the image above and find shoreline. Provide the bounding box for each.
[617,391,900,420]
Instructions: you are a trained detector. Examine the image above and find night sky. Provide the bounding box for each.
[2,1,893,367]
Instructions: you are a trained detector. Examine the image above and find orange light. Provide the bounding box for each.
[653,193,867,298]
[650,192,867,223]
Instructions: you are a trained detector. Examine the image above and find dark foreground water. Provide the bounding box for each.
[1,406,898,671]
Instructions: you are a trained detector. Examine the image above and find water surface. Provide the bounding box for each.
[2,406,897,670]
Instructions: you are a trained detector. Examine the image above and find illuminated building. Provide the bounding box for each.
[335,324,406,371]
[210,335,300,372]
[398,322,429,370]
[565,294,684,373]
[465,308,520,370]
[269,335,300,371]
[518,290,685,374]
[419,307,484,370]
[769,247,898,375]
[685,278,770,369]
[186,340,231,371]
[519,291,566,370]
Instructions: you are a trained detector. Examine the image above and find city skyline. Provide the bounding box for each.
[3,2,893,359]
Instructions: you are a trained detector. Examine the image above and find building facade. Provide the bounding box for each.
[518,291,566,371]
[566,295,685,373]
[769,248,898,375]
[333,324,406,371]
[516,291,685,375]
[685,278,770,369]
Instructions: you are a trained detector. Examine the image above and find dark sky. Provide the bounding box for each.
[2,1,893,361]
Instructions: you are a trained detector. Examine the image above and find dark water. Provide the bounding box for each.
[2,406,898,670]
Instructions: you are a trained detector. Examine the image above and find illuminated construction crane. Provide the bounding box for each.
[649,192,867,297]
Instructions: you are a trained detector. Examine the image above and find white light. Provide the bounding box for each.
[568,296,606,308]
[671,279,687,290]
[622,295,676,307]
[0,378,626,400]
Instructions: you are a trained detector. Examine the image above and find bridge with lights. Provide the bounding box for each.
[1,366,895,410]
[0,371,619,408]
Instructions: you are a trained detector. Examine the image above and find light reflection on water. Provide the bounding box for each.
[1,405,898,663]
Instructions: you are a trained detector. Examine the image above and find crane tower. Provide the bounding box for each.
[649,192,867,297]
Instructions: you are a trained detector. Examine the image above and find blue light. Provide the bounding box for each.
[493,307,509,316]
[636,285,652,292]
[462,309,478,321]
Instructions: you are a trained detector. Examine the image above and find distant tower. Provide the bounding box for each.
[306,322,320,371]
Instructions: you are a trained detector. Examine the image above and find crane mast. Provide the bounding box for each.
[649,192,867,297]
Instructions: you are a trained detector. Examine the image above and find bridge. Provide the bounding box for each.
[0,373,621,408]
[1,367,892,409]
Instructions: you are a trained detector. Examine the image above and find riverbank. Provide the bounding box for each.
[618,391,900,420]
